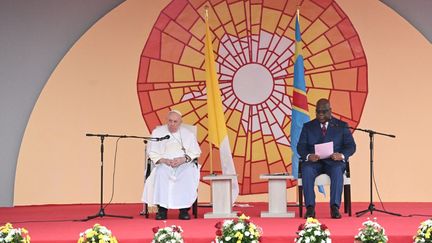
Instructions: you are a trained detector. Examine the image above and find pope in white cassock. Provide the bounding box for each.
[142,110,201,220]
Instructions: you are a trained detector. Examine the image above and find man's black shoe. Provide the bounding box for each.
[305,206,315,219]
[331,205,342,219]
[155,212,167,220]
[178,209,190,220]
[156,206,167,220]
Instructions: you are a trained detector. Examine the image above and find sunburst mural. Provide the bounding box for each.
[137,0,368,194]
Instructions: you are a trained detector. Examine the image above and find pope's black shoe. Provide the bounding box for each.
[178,208,191,220]
[156,206,167,220]
[305,206,316,219]
[330,205,342,219]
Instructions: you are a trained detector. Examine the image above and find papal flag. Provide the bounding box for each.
[204,9,239,203]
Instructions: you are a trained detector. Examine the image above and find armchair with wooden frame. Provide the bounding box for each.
[297,159,352,217]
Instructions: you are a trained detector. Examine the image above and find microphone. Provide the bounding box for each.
[157,135,170,141]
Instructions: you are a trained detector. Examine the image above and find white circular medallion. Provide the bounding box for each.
[232,63,274,105]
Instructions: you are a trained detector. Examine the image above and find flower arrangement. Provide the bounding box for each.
[152,225,184,243]
[413,218,432,243]
[0,223,30,243]
[295,217,331,243]
[214,212,262,243]
[77,224,117,243]
[354,218,387,243]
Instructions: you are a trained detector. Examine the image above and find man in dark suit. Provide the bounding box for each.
[297,98,356,219]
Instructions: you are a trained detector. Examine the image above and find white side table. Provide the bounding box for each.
[260,174,295,218]
[203,174,237,218]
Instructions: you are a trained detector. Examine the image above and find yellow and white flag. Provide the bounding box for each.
[204,10,239,203]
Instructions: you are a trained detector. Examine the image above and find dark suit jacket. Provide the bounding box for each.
[297,117,356,161]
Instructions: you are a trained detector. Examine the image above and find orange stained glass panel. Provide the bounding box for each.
[338,18,356,39]
[165,21,192,44]
[189,19,206,41]
[302,19,328,44]
[164,0,187,19]
[261,8,281,33]
[308,51,333,68]
[250,5,262,25]
[229,1,245,24]
[234,156,245,183]
[176,4,199,30]
[244,161,251,177]
[351,92,367,121]
[358,66,368,92]
[149,89,173,110]
[252,141,266,161]
[173,65,193,82]
[251,160,269,183]
[329,41,354,63]
[325,26,345,45]
[300,0,323,22]
[142,29,161,59]
[147,60,173,83]
[332,68,358,91]
[311,72,333,89]
[279,144,292,166]
[349,37,365,58]
[320,5,342,28]
[263,0,286,10]
[264,141,281,164]
[269,160,287,174]
[179,47,204,68]
[161,34,185,63]
[330,90,351,118]
[234,136,246,156]
[214,1,231,25]
[308,35,331,54]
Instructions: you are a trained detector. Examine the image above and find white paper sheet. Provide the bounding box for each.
[314,141,334,159]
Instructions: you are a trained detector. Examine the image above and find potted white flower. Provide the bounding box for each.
[77,224,117,243]
[214,212,262,243]
[354,218,387,243]
[0,223,30,243]
[295,217,331,243]
[413,218,432,243]
[152,225,184,243]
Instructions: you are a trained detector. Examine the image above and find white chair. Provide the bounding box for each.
[297,160,352,217]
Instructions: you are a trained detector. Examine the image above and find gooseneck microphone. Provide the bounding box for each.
[158,135,170,141]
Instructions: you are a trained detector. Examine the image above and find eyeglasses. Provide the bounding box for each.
[316,109,330,114]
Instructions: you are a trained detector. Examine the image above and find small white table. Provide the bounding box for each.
[260,174,295,218]
[203,174,237,218]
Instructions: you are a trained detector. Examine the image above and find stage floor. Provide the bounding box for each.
[1,202,431,242]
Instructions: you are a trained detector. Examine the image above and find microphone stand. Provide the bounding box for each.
[82,133,160,221]
[351,127,401,217]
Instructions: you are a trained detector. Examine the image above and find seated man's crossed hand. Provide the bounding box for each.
[159,157,187,168]
[308,152,344,162]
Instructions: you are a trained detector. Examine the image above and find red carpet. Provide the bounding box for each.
[1,202,431,242]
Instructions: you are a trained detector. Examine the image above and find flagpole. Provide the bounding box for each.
[205,7,214,175]
[294,6,301,206]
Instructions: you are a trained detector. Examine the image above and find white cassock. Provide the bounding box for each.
[142,125,201,209]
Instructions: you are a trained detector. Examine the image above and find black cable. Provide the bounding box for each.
[6,219,83,224]
[102,137,122,210]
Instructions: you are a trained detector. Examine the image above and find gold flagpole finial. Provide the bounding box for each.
[205,5,209,19]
